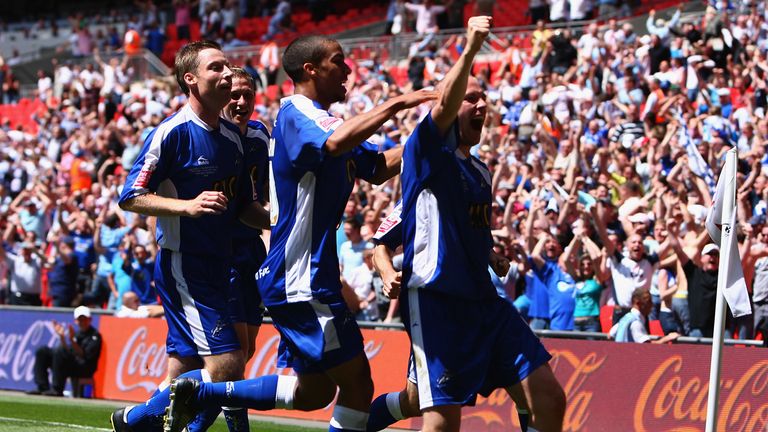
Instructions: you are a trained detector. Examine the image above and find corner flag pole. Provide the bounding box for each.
[704,149,736,432]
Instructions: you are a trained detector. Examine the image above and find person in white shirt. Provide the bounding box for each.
[404,0,445,35]
[345,249,379,321]
[115,291,164,318]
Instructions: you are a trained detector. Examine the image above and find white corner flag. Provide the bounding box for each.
[704,149,752,318]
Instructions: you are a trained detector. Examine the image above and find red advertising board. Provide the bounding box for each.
[94,316,768,431]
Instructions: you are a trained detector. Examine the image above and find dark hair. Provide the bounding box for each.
[174,40,222,95]
[282,35,336,83]
[344,217,362,230]
[230,67,256,90]
[631,288,650,304]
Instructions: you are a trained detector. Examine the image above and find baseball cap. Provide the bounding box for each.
[73,306,91,319]
[702,244,720,255]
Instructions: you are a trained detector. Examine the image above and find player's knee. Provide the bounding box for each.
[294,382,336,411]
[204,352,245,381]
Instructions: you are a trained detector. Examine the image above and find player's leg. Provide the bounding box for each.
[324,351,374,432]
[421,405,462,432]
[514,364,565,432]
[367,355,420,431]
[114,356,204,432]
[490,298,565,432]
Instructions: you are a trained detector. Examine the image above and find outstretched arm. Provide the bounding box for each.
[431,16,492,134]
[325,90,436,156]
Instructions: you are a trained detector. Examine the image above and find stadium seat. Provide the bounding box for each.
[599,305,614,333]
[649,320,664,337]
[70,376,95,398]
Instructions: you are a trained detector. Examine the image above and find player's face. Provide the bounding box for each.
[457,78,487,147]
[190,48,233,109]
[224,76,255,128]
[314,41,351,105]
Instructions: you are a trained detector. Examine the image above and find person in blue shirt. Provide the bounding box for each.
[110,40,270,432]
[397,16,564,431]
[162,35,435,432]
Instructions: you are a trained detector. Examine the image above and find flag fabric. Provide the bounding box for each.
[719,211,752,317]
[680,121,717,195]
[705,150,752,318]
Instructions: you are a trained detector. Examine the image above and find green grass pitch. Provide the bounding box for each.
[0,393,324,432]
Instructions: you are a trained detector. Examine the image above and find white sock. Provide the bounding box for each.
[200,369,212,383]
[329,405,369,431]
[386,392,405,420]
[275,375,297,409]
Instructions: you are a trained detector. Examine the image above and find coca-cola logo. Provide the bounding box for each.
[115,326,168,393]
[0,320,59,383]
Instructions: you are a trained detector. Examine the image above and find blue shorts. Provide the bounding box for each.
[402,289,552,409]
[268,298,364,374]
[228,238,267,326]
[155,249,241,357]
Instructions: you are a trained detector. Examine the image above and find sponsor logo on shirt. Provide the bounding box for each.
[134,167,154,189]
[197,156,210,166]
[255,267,270,280]
[375,214,401,239]
[316,116,342,132]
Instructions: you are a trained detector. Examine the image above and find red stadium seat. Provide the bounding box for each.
[599,305,614,333]
[649,320,664,337]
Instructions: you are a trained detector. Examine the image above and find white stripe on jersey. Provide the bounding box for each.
[408,189,440,289]
[157,179,181,251]
[408,289,433,409]
[130,107,189,194]
[246,126,269,143]
[284,171,316,303]
[471,158,492,186]
[285,94,343,132]
[312,301,341,353]
[170,252,211,356]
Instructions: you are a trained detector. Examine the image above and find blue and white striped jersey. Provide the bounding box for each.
[257,94,380,306]
[400,114,497,300]
[232,120,270,242]
[119,104,252,257]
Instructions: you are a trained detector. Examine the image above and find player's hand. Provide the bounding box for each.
[466,16,492,55]
[490,252,510,277]
[186,191,228,217]
[394,89,438,109]
[382,271,402,300]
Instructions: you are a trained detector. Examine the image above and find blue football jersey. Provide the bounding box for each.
[232,120,270,242]
[400,113,496,300]
[119,104,252,257]
[257,95,380,306]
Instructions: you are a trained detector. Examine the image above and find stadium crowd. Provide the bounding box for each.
[1,1,768,344]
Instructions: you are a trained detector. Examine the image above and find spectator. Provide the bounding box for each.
[28,306,102,396]
[115,291,164,318]
[345,249,380,321]
[1,241,44,306]
[404,0,445,36]
[263,0,291,41]
[610,288,680,343]
[664,224,717,338]
[45,236,80,307]
[339,218,373,282]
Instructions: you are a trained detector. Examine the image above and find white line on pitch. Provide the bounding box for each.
[0,415,112,431]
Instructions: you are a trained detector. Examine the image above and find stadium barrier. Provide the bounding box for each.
[1,308,767,431]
